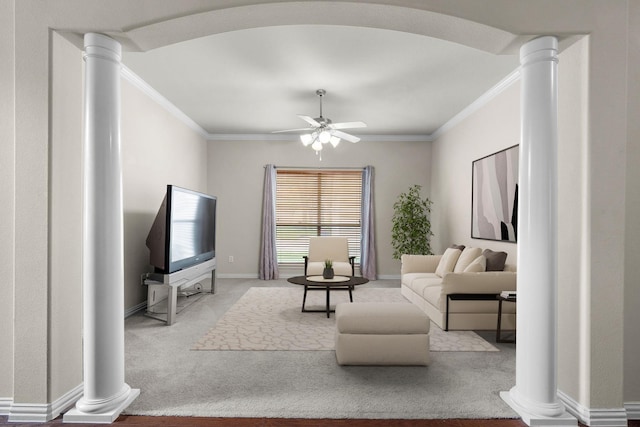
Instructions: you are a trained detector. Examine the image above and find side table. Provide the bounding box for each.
[496,294,516,343]
[445,293,499,331]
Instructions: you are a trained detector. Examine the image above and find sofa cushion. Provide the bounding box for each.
[463,255,486,272]
[453,247,483,273]
[449,244,465,251]
[482,249,508,271]
[435,248,462,277]
[401,272,438,287]
[407,277,443,299]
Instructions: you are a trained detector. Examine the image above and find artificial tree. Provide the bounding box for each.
[391,184,433,259]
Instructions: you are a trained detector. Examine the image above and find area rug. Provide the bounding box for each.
[192,287,498,352]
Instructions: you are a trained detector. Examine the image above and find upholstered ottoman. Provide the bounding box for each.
[334,302,431,366]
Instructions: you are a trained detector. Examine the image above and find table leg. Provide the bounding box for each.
[326,287,330,318]
[496,298,515,343]
[445,295,451,331]
[302,285,308,312]
[167,285,177,326]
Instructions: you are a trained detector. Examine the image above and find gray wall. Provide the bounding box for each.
[121,77,209,310]
[49,31,84,402]
[207,139,431,278]
[625,0,640,404]
[430,80,520,263]
[0,0,15,401]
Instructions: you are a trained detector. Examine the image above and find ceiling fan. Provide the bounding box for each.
[273,89,367,153]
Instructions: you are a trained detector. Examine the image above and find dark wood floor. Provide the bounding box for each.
[0,416,524,426]
[2,415,639,427]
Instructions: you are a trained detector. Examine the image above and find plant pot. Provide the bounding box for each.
[322,268,334,279]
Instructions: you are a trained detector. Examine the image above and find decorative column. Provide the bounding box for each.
[64,33,139,423]
[500,36,575,426]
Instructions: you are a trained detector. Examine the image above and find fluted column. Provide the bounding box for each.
[500,36,575,426]
[64,33,139,423]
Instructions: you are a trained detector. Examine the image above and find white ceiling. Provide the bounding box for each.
[122,24,519,138]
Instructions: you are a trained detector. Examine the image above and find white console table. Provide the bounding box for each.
[143,258,216,325]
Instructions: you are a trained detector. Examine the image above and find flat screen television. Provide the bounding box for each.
[146,185,217,274]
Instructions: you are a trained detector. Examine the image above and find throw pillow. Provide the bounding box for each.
[453,247,482,273]
[482,249,508,271]
[449,244,465,251]
[435,248,462,277]
[463,255,486,272]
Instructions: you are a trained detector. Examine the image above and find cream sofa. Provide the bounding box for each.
[400,247,517,331]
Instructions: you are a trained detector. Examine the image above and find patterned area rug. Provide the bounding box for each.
[192,287,498,352]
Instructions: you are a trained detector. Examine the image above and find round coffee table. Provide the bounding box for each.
[287,275,369,318]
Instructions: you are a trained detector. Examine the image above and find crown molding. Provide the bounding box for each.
[120,65,209,139]
[429,68,521,141]
[205,133,432,142]
[122,64,518,144]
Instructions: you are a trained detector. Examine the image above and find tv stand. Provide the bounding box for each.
[142,258,216,325]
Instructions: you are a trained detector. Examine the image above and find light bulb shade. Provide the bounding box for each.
[318,130,331,143]
[300,133,313,146]
[329,136,341,147]
[311,140,323,151]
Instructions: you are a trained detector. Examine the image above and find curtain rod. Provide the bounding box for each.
[265,165,367,170]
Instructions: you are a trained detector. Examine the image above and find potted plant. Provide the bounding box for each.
[323,259,334,279]
[391,184,433,259]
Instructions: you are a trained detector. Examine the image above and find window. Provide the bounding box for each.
[275,169,362,266]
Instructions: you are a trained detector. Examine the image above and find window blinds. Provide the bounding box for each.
[275,169,362,265]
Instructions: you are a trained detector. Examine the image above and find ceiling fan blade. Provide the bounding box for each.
[298,115,321,127]
[333,130,361,143]
[329,121,367,130]
[272,128,314,134]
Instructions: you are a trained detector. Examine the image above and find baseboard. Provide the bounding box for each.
[626,402,640,420]
[377,274,401,280]
[558,390,628,426]
[8,383,82,422]
[125,301,147,318]
[216,273,260,279]
[0,397,12,415]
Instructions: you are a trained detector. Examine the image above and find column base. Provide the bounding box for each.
[501,391,577,427]
[63,387,139,424]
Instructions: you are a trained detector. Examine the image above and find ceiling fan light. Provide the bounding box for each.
[318,130,331,143]
[300,133,313,146]
[311,140,323,151]
[329,136,341,147]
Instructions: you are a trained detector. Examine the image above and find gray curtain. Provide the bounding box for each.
[360,165,377,279]
[259,164,279,280]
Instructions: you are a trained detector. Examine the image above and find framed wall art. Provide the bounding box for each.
[471,145,519,242]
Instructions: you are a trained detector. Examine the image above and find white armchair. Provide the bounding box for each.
[303,236,356,276]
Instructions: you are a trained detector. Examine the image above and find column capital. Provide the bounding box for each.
[83,33,121,64]
[520,36,558,66]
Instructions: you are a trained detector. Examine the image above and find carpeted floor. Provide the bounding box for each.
[193,287,498,352]
[123,278,517,419]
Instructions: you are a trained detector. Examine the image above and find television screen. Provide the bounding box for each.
[146,185,216,274]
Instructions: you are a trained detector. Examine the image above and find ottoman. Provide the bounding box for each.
[334,302,431,366]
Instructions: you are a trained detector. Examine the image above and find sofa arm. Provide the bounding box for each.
[440,271,517,294]
[401,254,441,275]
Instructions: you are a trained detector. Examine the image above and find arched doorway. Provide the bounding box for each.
[71,3,569,424]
